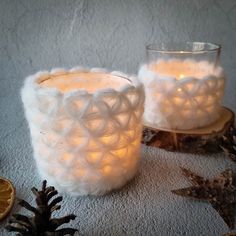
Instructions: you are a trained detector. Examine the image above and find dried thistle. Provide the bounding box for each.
[172,167,236,230]
[223,231,236,236]
[220,126,236,162]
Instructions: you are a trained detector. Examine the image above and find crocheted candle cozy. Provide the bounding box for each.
[21,67,144,196]
[139,59,225,130]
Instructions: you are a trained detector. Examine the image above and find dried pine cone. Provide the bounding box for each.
[5,180,77,236]
[220,126,236,162]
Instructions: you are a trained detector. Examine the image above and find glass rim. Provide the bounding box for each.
[146,42,221,54]
[33,68,142,96]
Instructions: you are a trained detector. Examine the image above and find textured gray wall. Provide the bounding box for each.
[1,0,236,139]
[1,0,236,137]
[0,1,236,235]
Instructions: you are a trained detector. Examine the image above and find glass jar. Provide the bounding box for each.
[21,68,144,195]
[139,42,225,130]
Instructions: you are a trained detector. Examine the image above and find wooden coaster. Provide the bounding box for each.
[142,107,235,153]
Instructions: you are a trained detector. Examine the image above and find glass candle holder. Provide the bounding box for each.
[21,67,144,196]
[139,42,226,130]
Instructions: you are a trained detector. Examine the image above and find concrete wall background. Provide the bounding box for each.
[0,0,236,132]
[1,1,236,137]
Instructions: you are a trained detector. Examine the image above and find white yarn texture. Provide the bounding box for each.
[21,67,144,196]
[139,59,225,130]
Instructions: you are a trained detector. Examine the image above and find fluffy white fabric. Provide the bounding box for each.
[139,59,225,130]
[21,67,144,196]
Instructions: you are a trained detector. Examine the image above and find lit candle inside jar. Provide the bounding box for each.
[139,42,225,130]
[21,68,144,196]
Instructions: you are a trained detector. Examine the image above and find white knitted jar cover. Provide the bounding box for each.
[139,60,225,130]
[21,67,144,196]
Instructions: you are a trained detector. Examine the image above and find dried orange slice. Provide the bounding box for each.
[0,177,15,221]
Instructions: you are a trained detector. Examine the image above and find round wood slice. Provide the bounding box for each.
[142,107,235,153]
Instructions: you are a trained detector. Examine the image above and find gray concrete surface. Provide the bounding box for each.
[0,0,236,235]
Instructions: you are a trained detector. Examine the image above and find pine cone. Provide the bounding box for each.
[220,126,236,162]
[5,180,77,236]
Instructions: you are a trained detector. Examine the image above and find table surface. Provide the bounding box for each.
[0,120,235,236]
